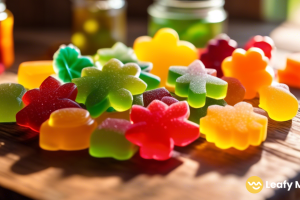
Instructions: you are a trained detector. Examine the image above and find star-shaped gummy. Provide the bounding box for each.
[72,59,147,118]
[16,76,81,132]
[53,44,94,83]
[125,100,200,160]
[167,60,228,108]
[200,34,237,77]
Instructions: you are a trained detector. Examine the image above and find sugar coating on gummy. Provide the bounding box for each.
[0,83,26,122]
[16,76,81,132]
[134,28,198,87]
[244,35,274,59]
[90,118,138,160]
[167,60,228,108]
[221,77,245,106]
[125,100,200,161]
[200,34,237,77]
[40,108,97,151]
[72,58,147,118]
[142,87,172,107]
[54,44,94,83]
[200,102,268,150]
[259,83,298,121]
[222,48,273,99]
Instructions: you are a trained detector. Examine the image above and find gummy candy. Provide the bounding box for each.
[161,96,179,106]
[125,100,199,160]
[18,61,55,89]
[278,53,300,89]
[167,60,227,108]
[0,83,26,122]
[221,77,246,106]
[106,94,144,112]
[244,35,274,59]
[142,87,172,107]
[72,59,147,118]
[40,108,97,151]
[259,83,298,121]
[95,110,130,125]
[222,48,273,99]
[200,34,237,77]
[200,102,268,150]
[90,118,138,160]
[54,44,94,83]
[16,76,81,132]
[189,97,227,125]
[134,28,198,87]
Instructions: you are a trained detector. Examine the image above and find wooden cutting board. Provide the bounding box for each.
[0,72,300,200]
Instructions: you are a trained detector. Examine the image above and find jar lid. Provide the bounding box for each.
[156,0,225,9]
[72,0,125,10]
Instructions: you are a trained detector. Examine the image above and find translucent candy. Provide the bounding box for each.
[222,77,246,106]
[200,34,237,77]
[278,53,300,89]
[54,44,94,83]
[259,83,298,121]
[0,83,26,122]
[161,96,179,106]
[244,35,274,59]
[125,100,200,160]
[200,102,268,150]
[18,61,55,89]
[143,87,172,107]
[40,108,97,151]
[90,118,138,160]
[72,59,147,118]
[134,28,198,87]
[222,48,273,99]
[16,76,81,132]
[167,60,227,108]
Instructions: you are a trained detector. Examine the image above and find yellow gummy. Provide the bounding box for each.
[200,102,268,150]
[259,84,298,121]
[133,28,198,87]
[18,61,55,89]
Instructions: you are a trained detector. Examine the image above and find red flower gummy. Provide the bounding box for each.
[16,76,81,132]
[125,100,200,160]
[244,35,274,59]
[200,34,237,77]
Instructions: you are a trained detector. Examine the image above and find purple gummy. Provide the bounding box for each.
[143,87,172,107]
[161,96,179,106]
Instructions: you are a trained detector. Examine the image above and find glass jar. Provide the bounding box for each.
[148,0,227,48]
[72,0,127,55]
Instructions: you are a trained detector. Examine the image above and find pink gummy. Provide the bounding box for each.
[244,35,274,59]
[143,87,172,107]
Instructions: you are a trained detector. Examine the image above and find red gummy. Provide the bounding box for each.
[161,96,179,106]
[143,87,172,107]
[16,76,81,132]
[244,35,274,59]
[222,77,246,106]
[125,100,199,160]
[0,63,5,75]
[200,34,237,78]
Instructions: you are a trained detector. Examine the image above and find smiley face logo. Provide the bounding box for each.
[246,176,263,193]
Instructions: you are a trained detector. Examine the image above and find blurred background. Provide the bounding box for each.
[3,0,300,72]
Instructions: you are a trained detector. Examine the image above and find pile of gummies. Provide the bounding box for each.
[2,28,299,161]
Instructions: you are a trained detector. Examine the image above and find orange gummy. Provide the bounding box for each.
[18,61,55,89]
[133,28,198,87]
[278,53,300,88]
[0,10,14,68]
[40,108,97,151]
[222,48,273,99]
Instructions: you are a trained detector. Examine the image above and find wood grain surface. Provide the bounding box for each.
[0,73,300,200]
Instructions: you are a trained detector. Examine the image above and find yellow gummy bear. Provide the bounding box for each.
[200,102,268,150]
[133,28,198,87]
[259,83,298,121]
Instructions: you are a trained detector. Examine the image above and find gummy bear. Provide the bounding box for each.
[259,83,298,121]
[134,28,198,87]
[200,102,268,150]
[18,61,55,89]
[0,83,26,122]
[167,60,227,108]
[40,108,97,151]
[72,59,147,118]
[200,34,237,77]
[278,53,300,89]
[125,100,200,160]
[221,77,246,106]
[222,48,273,99]
[16,76,81,132]
[53,44,94,83]
[244,35,274,59]
[90,118,138,160]
[143,87,172,107]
